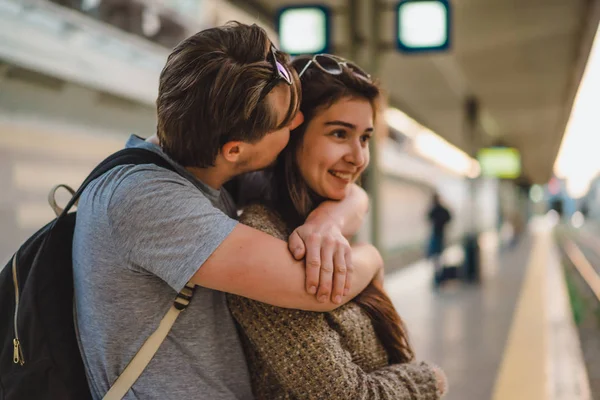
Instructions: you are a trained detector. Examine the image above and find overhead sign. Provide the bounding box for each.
[396,0,451,53]
[277,5,331,55]
[477,147,522,179]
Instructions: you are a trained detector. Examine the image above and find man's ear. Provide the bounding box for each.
[291,111,305,130]
[221,141,244,163]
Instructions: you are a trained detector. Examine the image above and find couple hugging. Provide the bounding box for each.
[73,21,447,399]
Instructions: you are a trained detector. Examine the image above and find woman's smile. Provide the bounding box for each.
[329,169,354,183]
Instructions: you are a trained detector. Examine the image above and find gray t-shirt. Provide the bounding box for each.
[72,136,253,399]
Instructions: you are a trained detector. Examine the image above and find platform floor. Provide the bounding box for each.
[385,218,591,400]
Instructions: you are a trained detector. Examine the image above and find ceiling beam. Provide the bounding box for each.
[226,0,275,28]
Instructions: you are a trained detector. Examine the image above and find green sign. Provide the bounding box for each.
[477,147,521,179]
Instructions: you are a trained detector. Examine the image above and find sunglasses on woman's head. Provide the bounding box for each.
[297,54,371,82]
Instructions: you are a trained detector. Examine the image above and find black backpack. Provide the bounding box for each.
[0,148,177,400]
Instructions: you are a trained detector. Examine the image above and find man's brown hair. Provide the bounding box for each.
[156,22,300,168]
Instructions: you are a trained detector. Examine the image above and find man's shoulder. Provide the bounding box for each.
[80,164,211,223]
[96,164,196,198]
[111,163,190,186]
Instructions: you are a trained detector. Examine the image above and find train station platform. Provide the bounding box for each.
[385,217,592,400]
[1,121,596,400]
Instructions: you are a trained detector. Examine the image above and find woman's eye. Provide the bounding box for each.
[331,130,347,139]
[361,134,372,143]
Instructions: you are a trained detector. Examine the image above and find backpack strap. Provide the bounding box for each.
[48,184,76,217]
[103,283,196,400]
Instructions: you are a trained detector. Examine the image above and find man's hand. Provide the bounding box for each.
[288,184,369,304]
[289,215,352,305]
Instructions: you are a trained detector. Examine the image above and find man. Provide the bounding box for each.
[427,192,452,286]
[72,22,382,399]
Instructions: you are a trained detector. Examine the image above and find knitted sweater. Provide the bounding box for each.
[227,204,445,400]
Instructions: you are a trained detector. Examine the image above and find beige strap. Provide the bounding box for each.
[103,283,194,400]
[48,184,76,217]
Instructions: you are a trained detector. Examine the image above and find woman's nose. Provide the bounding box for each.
[345,140,366,167]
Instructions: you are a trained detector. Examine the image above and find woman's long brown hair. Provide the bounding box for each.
[271,56,414,364]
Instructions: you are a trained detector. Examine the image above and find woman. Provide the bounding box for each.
[228,54,447,399]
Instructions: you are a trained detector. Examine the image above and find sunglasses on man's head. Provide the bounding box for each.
[271,46,292,85]
[259,45,293,101]
[297,54,371,82]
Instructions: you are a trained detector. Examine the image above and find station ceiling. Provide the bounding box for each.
[231,0,600,184]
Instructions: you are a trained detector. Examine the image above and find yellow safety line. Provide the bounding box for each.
[492,233,548,400]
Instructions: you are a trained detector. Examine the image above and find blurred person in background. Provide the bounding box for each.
[508,210,525,248]
[227,55,447,399]
[427,193,452,286]
[73,22,384,399]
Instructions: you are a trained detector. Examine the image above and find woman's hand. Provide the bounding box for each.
[432,365,448,397]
